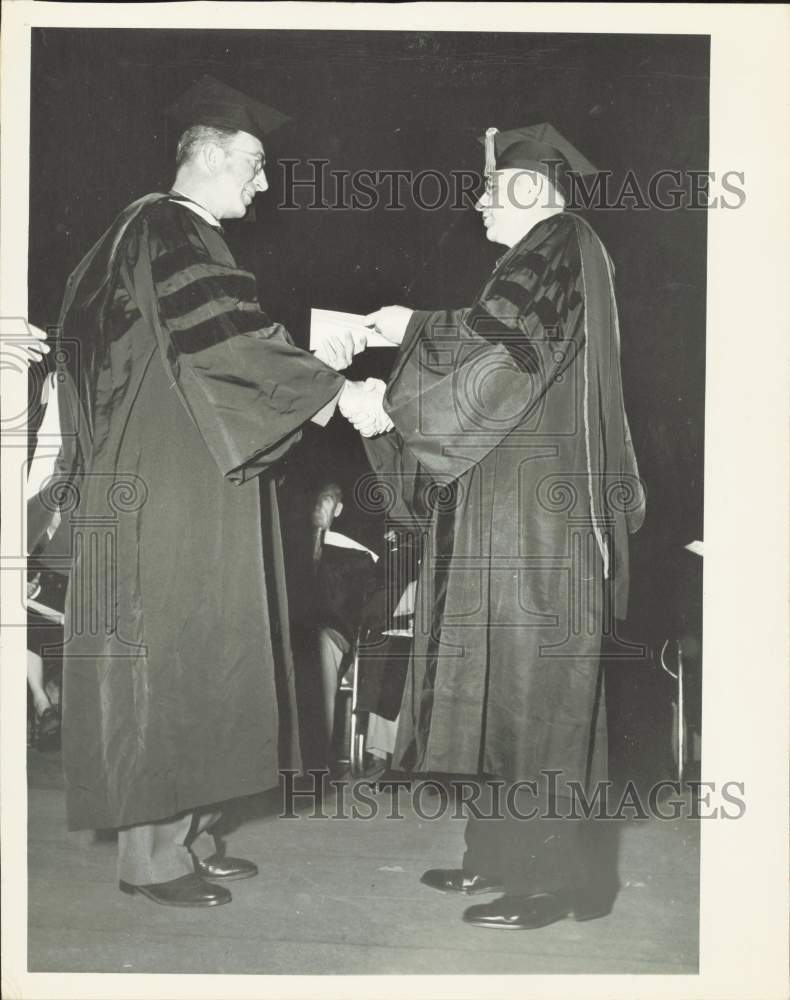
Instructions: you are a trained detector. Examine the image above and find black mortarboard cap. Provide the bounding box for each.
[167,74,291,143]
[479,123,598,196]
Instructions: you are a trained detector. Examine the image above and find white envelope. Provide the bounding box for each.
[309,308,393,351]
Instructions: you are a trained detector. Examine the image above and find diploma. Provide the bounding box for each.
[309,308,393,351]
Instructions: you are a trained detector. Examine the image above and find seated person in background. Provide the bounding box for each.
[19,332,59,749]
[27,602,60,752]
[310,482,379,761]
[27,546,68,753]
[26,370,67,752]
[356,527,420,765]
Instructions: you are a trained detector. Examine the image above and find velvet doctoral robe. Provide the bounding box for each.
[50,194,343,830]
[364,211,645,789]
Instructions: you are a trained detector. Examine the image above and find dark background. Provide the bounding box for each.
[29,30,708,781]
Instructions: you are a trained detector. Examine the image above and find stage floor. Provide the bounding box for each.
[27,749,699,976]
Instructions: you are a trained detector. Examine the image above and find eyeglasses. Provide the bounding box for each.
[227,147,266,176]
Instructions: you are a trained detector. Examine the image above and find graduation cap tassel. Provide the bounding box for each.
[484,127,499,181]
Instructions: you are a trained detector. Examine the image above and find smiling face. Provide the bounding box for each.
[212,130,269,219]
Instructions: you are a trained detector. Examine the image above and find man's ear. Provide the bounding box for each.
[545,176,565,210]
[528,171,564,210]
[203,142,225,174]
[334,501,344,519]
[509,170,541,210]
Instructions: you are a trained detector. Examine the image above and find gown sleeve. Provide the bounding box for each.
[382,214,586,482]
[125,204,345,483]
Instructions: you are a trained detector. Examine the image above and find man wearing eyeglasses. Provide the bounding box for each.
[46,76,389,910]
[173,127,268,219]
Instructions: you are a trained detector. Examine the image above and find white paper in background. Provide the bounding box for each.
[393,579,417,617]
[684,540,704,557]
[26,598,64,626]
[309,307,393,351]
[323,529,380,562]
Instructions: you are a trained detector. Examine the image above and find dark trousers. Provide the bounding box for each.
[462,788,618,899]
[117,807,220,886]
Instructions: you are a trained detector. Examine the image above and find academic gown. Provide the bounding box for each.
[364,212,645,790]
[313,542,379,644]
[51,194,343,831]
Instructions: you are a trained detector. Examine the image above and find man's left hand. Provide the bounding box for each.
[364,306,414,346]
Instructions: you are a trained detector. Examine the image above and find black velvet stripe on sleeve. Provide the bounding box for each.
[466,303,540,373]
[156,270,259,321]
[492,279,535,312]
[473,216,584,354]
[169,306,266,355]
[150,243,205,284]
[522,250,549,277]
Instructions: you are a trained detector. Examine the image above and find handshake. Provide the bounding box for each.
[338,378,393,438]
[311,304,414,439]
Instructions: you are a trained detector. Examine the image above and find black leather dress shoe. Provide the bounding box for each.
[420,868,504,895]
[195,854,258,881]
[119,872,231,907]
[462,890,613,929]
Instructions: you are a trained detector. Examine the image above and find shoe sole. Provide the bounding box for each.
[437,885,505,896]
[421,878,505,896]
[464,905,613,930]
[119,881,231,907]
[196,869,258,882]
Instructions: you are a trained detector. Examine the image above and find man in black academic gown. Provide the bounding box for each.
[41,76,390,908]
[360,125,645,929]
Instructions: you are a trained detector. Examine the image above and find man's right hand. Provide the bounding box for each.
[364,305,414,346]
[338,379,393,437]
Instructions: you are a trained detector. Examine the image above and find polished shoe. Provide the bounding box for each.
[420,868,504,895]
[194,853,258,881]
[119,872,231,907]
[462,890,613,930]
